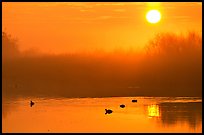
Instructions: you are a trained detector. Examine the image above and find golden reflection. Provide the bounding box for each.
[2,98,202,132]
[148,104,160,118]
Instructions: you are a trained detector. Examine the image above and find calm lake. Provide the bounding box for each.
[2,96,202,133]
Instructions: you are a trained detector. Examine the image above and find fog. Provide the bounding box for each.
[2,31,202,98]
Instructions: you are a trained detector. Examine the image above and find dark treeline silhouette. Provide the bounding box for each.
[2,32,20,61]
[140,31,202,96]
[2,31,202,98]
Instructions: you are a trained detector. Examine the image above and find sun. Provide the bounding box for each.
[146,10,161,24]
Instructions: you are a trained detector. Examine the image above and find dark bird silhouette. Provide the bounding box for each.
[105,109,113,114]
[132,99,137,103]
[120,104,125,108]
[30,101,35,107]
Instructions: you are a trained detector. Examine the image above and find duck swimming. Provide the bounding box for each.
[132,99,137,103]
[105,109,113,114]
[120,104,125,108]
[30,101,35,107]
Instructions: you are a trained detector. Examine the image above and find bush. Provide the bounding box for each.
[2,32,20,61]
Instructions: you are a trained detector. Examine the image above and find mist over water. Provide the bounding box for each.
[2,31,202,98]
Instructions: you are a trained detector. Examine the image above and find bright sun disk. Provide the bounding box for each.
[146,10,161,24]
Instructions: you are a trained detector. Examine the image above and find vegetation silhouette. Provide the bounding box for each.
[142,31,202,97]
[2,31,202,98]
[2,32,20,61]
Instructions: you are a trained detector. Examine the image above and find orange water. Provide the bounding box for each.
[2,97,202,133]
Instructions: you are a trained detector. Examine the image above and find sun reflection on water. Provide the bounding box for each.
[148,104,160,118]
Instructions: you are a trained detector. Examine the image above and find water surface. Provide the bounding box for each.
[2,96,202,133]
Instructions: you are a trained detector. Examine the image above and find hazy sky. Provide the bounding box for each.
[2,2,202,54]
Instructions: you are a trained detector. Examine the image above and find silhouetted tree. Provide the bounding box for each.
[145,31,201,58]
[142,31,202,96]
[2,32,20,61]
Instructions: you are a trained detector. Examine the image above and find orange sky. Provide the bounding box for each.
[2,2,202,54]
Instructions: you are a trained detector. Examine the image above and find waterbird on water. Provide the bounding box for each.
[30,101,35,107]
[120,104,125,108]
[105,109,113,114]
[132,99,137,103]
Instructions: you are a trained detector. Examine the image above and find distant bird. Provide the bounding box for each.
[105,109,113,114]
[132,99,137,103]
[120,104,125,108]
[30,100,35,107]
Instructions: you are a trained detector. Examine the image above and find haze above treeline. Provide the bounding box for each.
[2,31,202,98]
